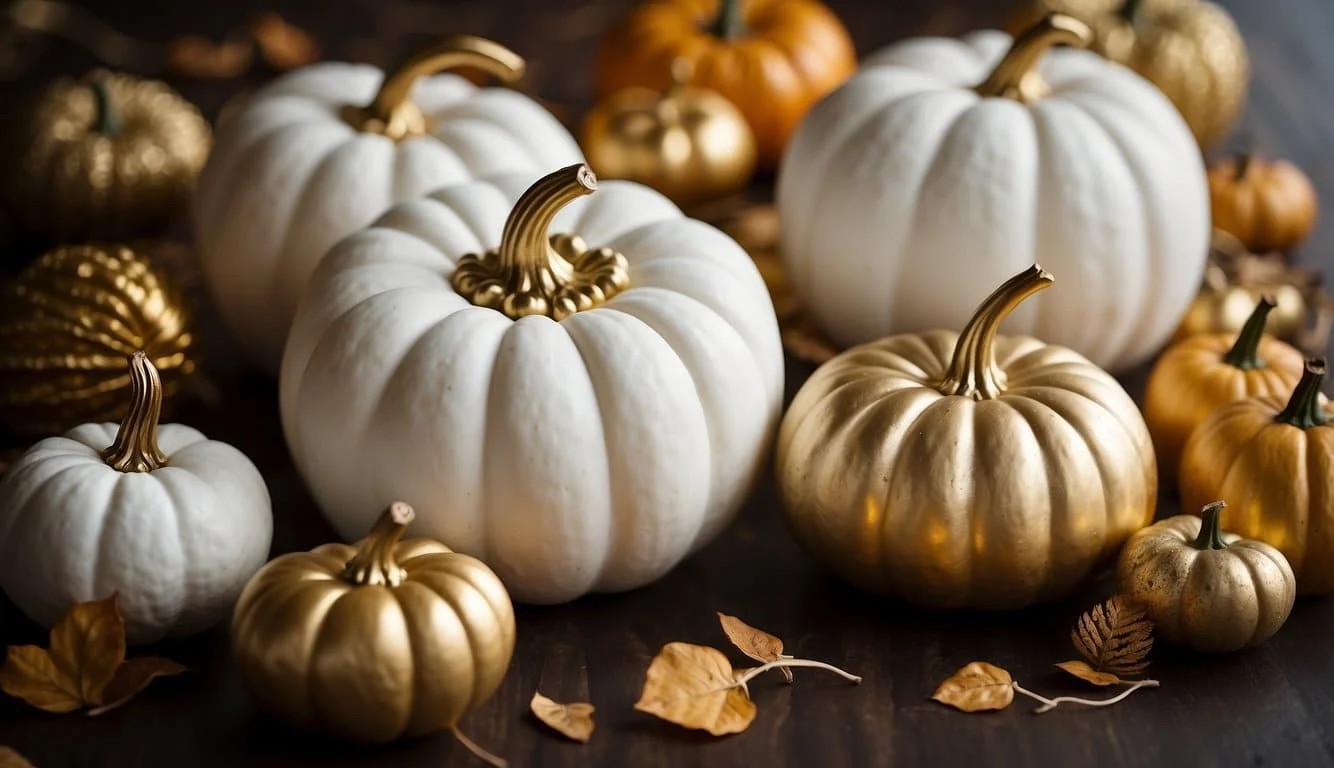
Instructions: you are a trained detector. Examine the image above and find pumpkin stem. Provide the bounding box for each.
[102,352,168,473]
[342,502,415,587]
[90,75,122,136]
[450,164,630,320]
[1234,152,1253,182]
[709,0,747,40]
[1118,0,1144,24]
[940,265,1054,400]
[347,35,524,140]
[1193,501,1230,550]
[975,13,1091,103]
[1221,295,1276,370]
[1275,358,1329,429]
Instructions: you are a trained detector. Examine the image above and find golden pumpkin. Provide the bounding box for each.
[231,502,516,742]
[0,244,196,437]
[1180,359,1334,594]
[4,70,211,241]
[1172,251,1309,344]
[777,265,1156,610]
[1209,154,1318,254]
[1117,501,1295,652]
[1145,296,1304,476]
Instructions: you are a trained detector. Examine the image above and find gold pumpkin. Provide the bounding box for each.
[777,265,1156,610]
[231,502,516,743]
[1145,296,1304,476]
[1208,154,1319,254]
[1172,248,1309,344]
[1180,359,1334,594]
[0,244,195,437]
[1011,0,1248,147]
[1117,501,1295,652]
[5,70,211,242]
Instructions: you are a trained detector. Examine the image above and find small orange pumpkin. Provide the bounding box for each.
[1209,154,1318,253]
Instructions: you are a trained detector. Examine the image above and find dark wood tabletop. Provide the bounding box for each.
[2,0,1333,766]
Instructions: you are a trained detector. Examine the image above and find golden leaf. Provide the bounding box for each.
[931,662,1015,712]
[167,35,254,78]
[1055,660,1124,687]
[48,594,125,704]
[0,746,36,768]
[717,612,792,683]
[634,643,756,736]
[250,12,320,70]
[88,657,188,716]
[0,646,82,713]
[530,691,595,743]
[1072,596,1154,678]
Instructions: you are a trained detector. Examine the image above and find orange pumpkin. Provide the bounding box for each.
[594,0,855,168]
[1209,154,1318,253]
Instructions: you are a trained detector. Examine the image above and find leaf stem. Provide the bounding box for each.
[734,658,862,686]
[452,727,508,768]
[1013,679,1159,714]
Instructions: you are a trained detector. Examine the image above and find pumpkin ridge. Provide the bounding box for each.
[148,465,200,637]
[410,569,484,708]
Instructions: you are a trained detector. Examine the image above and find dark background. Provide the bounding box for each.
[2,1,1334,766]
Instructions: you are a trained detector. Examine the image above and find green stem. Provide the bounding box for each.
[90,78,121,135]
[1234,152,1252,182]
[1193,501,1230,550]
[710,0,746,39]
[1275,359,1328,429]
[1119,0,1144,24]
[1221,296,1276,370]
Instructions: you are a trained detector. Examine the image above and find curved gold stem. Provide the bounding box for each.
[975,14,1091,103]
[940,265,1055,400]
[102,352,168,472]
[498,164,597,275]
[342,502,415,587]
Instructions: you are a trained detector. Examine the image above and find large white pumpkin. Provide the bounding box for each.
[778,14,1209,372]
[0,354,272,644]
[281,165,783,603]
[196,36,583,372]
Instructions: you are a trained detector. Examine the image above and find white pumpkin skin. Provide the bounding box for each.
[0,424,273,644]
[280,173,783,603]
[195,61,583,372]
[778,29,1209,372]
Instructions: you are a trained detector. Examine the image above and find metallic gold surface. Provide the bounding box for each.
[1173,234,1310,342]
[5,69,211,241]
[100,352,168,473]
[1117,502,1295,651]
[975,14,1092,103]
[231,502,516,743]
[776,265,1157,610]
[452,164,630,320]
[1209,155,1318,253]
[0,244,195,437]
[1179,360,1334,594]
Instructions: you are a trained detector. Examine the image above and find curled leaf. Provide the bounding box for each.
[1055,660,1124,687]
[717,612,792,683]
[634,642,756,736]
[0,746,36,767]
[88,657,187,716]
[1073,596,1154,678]
[250,12,320,70]
[931,662,1015,712]
[530,691,594,743]
[48,594,124,704]
[0,645,82,713]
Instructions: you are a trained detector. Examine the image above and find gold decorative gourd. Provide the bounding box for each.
[231,502,516,743]
[1172,237,1309,343]
[777,265,1157,609]
[1208,154,1319,254]
[1117,502,1295,652]
[5,70,211,241]
[1180,359,1334,594]
[0,244,196,437]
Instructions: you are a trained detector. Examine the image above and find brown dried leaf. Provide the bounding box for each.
[530,691,594,743]
[0,646,82,713]
[48,594,124,705]
[250,12,320,70]
[931,662,1015,712]
[634,643,756,736]
[1055,660,1124,687]
[0,746,36,768]
[167,34,253,78]
[717,612,792,683]
[782,320,839,365]
[88,657,187,716]
[1072,596,1154,678]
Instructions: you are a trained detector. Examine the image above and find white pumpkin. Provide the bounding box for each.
[0,354,272,644]
[777,14,1209,372]
[280,164,783,603]
[195,35,583,372]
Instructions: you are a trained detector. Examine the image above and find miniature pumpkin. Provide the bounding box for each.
[0,353,272,644]
[1117,501,1295,652]
[1145,296,1305,475]
[776,265,1156,609]
[195,35,583,372]
[1172,238,1310,343]
[1180,359,1334,594]
[280,164,782,603]
[1208,154,1318,254]
[4,70,211,242]
[231,502,514,743]
[595,0,855,167]
[778,14,1208,372]
[0,244,195,437]
[1011,0,1248,147]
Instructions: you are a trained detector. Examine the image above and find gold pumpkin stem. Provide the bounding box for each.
[342,502,415,587]
[940,265,1055,400]
[450,164,631,320]
[975,13,1091,103]
[1193,501,1230,550]
[1222,295,1276,370]
[102,352,168,473]
[1275,358,1328,429]
[346,35,524,140]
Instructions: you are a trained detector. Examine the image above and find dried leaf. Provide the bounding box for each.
[0,746,36,768]
[250,12,320,70]
[48,594,125,704]
[88,657,187,716]
[1072,596,1154,678]
[167,34,253,78]
[1055,660,1124,687]
[0,646,82,713]
[530,691,594,743]
[931,662,1015,712]
[634,642,756,736]
[717,612,792,683]
[782,321,839,365]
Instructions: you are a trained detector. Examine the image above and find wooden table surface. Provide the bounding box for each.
[2,1,1333,766]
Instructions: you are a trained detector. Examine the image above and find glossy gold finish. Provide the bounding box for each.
[975,14,1092,103]
[1180,360,1334,594]
[5,70,211,241]
[341,35,524,140]
[1117,502,1295,652]
[101,352,168,473]
[1173,235,1310,343]
[452,164,630,320]
[1145,296,1304,476]
[0,244,195,437]
[231,502,516,743]
[776,265,1157,610]
[1209,154,1318,253]
[582,60,756,205]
